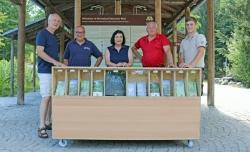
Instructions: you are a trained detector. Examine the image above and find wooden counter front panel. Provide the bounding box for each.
[52,96,200,140]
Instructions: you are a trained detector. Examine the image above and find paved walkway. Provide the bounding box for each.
[0,84,250,152]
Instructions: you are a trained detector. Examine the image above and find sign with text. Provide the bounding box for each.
[82,15,154,25]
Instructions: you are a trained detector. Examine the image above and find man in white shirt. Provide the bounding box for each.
[179,17,207,95]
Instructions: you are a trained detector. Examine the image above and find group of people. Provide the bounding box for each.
[36,13,206,138]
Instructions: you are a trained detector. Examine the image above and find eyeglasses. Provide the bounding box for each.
[76,31,85,34]
[186,23,194,26]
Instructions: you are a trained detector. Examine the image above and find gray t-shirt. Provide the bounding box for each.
[180,32,207,68]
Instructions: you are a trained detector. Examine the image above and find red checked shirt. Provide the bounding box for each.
[134,34,171,67]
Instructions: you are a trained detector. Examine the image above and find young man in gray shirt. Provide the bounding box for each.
[179,17,207,95]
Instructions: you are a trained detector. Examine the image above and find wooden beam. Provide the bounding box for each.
[166,0,195,28]
[207,0,215,106]
[17,0,26,105]
[185,7,191,34]
[173,20,178,66]
[164,1,186,5]
[185,7,191,20]
[59,32,65,62]
[155,0,162,33]
[44,0,73,29]
[10,37,15,97]
[115,0,122,15]
[55,2,74,11]
[163,5,178,13]
[74,0,81,37]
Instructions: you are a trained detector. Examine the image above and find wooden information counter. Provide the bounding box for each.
[51,67,201,147]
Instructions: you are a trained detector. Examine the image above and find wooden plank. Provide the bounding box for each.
[59,32,65,62]
[207,0,215,106]
[17,0,26,105]
[10,38,15,96]
[172,71,176,96]
[173,20,177,66]
[74,0,81,37]
[160,70,163,96]
[155,0,162,33]
[52,96,200,140]
[185,7,191,34]
[184,71,189,96]
[77,70,80,96]
[115,0,121,15]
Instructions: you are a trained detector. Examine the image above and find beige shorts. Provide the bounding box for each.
[38,73,52,98]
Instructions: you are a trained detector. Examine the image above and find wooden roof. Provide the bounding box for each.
[2,17,72,44]
[3,0,205,43]
[33,0,204,29]
[3,18,46,41]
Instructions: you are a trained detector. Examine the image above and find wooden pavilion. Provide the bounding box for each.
[5,0,215,106]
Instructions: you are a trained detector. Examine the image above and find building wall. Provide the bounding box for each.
[85,25,147,67]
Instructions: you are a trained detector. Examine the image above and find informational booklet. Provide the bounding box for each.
[93,80,104,96]
[80,80,90,96]
[68,79,78,96]
[188,80,198,96]
[105,72,126,96]
[150,82,160,96]
[163,80,171,96]
[176,80,185,96]
[137,81,147,96]
[127,81,136,96]
[55,80,65,96]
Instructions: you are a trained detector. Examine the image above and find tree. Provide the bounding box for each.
[0,12,7,47]
[0,0,44,60]
[227,0,250,85]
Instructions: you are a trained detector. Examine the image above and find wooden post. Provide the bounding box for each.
[115,0,122,15]
[207,0,215,106]
[44,6,51,27]
[59,32,65,62]
[33,45,36,92]
[74,0,81,37]
[45,6,51,17]
[10,37,15,96]
[173,20,177,66]
[185,7,191,34]
[17,0,26,105]
[155,0,162,33]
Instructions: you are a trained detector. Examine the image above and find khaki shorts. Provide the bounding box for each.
[38,73,52,98]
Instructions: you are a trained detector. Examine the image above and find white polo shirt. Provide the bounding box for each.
[180,32,207,68]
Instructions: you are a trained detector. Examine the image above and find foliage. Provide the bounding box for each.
[0,59,39,96]
[227,0,250,84]
[0,12,7,47]
[192,0,235,78]
[0,0,44,60]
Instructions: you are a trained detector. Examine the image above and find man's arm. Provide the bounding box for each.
[131,45,142,60]
[63,59,68,66]
[36,46,65,66]
[94,56,103,67]
[127,48,133,67]
[187,47,205,68]
[178,53,185,68]
[163,45,175,67]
